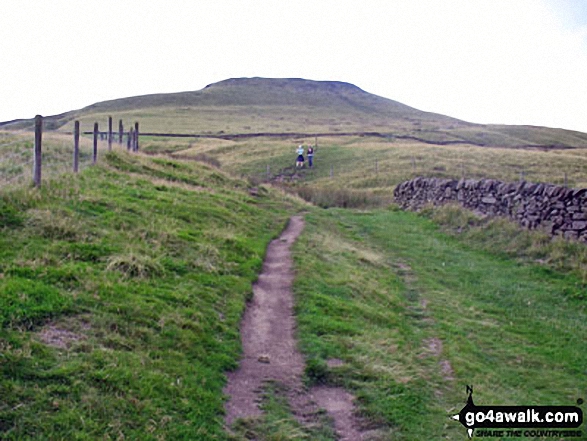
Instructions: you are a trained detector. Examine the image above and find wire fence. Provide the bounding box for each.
[0,133,97,190]
[0,116,140,191]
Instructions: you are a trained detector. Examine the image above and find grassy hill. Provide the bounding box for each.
[3,77,587,148]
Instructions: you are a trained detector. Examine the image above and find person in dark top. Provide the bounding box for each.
[307,145,314,168]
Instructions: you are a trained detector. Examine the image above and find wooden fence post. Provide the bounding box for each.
[128,128,133,151]
[73,120,80,173]
[119,120,123,144]
[108,116,113,151]
[564,172,568,187]
[33,115,43,187]
[93,123,99,164]
[266,164,270,180]
[134,122,139,151]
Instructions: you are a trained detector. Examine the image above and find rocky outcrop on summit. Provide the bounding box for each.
[394,177,587,242]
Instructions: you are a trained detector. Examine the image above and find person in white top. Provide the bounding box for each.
[296,145,305,168]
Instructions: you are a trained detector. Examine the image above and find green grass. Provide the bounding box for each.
[422,203,587,281]
[229,382,336,441]
[5,131,587,206]
[290,208,587,440]
[3,174,585,440]
[0,151,299,439]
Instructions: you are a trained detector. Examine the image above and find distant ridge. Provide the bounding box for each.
[2,77,587,148]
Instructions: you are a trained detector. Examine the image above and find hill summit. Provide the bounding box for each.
[78,77,449,122]
[200,77,420,112]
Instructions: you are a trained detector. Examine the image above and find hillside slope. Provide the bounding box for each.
[0,152,298,439]
[3,77,587,148]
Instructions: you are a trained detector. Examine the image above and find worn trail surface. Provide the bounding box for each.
[224,216,306,424]
[224,216,367,440]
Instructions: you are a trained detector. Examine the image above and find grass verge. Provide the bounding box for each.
[422,203,587,282]
[291,208,586,440]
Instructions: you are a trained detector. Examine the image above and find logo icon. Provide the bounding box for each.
[451,386,583,438]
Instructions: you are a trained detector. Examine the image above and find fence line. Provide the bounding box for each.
[0,115,141,189]
[74,120,80,173]
[2,122,583,190]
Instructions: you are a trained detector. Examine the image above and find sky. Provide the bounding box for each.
[1,0,587,132]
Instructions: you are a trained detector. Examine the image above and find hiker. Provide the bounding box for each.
[296,144,305,168]
[307,145,315,168]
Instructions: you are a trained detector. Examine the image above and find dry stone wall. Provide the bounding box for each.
[393,177,587,242]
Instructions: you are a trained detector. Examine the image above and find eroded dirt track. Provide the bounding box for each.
[224,216,306,424]
[224,216,368,440]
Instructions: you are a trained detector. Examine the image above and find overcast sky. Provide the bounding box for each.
[1,0,587,132]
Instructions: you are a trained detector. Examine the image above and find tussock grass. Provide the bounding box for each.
[25,209,88,241]
[289,138,587,189]
[189,152,222,168]
[0,198,23,228]
[294,186,392,209]
[105,250,165,278]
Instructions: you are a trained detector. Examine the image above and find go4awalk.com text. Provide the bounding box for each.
[451,386,583,438]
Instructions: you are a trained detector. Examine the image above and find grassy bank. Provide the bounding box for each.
[290,208,586,440]
[0,152,298,439]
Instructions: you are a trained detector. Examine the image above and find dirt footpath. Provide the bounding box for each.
[224,216,306,424]
[224,216,368,440]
